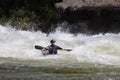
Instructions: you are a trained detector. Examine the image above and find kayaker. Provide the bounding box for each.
[44,39,63,54]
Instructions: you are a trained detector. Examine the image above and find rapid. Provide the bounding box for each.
[0,24,120,80]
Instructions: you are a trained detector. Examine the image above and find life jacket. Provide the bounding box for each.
[47,45,62,54]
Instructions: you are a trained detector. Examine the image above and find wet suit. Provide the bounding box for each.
[47,45,62,54]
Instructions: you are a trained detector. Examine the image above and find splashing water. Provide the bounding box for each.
[0,24,120,67]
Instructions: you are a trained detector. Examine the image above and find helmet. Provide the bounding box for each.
[50,39,56,43]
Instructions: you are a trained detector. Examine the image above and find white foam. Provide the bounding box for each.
[0,24,120,65]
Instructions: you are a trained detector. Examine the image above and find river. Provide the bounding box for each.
[0,24,120,80]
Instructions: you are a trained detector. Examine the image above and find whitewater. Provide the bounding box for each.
[1,24,120,80]
[0,24,120,66]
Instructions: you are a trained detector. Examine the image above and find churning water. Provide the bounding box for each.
[0,24,120,80]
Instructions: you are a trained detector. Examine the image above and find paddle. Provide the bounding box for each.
[64,49,72,51]
[35,45,44,50]
[35,45,72,51]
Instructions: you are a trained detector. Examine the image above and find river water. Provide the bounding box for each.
[0,24,120,80]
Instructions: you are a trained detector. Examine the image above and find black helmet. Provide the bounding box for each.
[50,39,56,43]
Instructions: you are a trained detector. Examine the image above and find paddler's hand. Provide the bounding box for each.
[42,48,49,51]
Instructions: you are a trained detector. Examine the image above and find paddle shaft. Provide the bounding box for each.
[64,49,72,51]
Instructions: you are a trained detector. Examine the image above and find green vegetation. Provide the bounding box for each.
[0,0,62,31]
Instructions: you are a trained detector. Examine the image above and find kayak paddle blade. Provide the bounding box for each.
[35,45,44,50]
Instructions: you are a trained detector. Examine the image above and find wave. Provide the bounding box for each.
[0,24,120,65]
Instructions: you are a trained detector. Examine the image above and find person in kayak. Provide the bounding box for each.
[44,39,63,54]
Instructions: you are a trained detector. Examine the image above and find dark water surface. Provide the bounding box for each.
[0,58,120,80]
